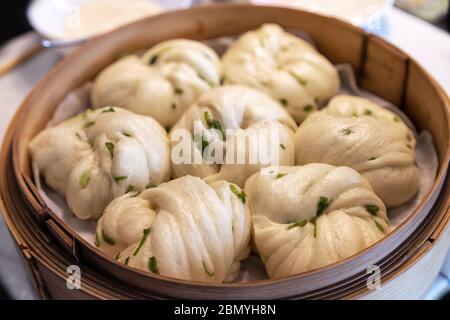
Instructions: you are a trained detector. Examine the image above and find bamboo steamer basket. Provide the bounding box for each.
[0,4,449,300]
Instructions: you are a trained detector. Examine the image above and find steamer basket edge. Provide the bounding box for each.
[1,148,449,299]
[0,4,449,299]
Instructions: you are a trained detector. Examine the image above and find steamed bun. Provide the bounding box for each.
[294,95,420,207]
[245,164,389,279]
[222,24,339,123]
[96,176,251,283]
[170,85,297,187]
[92,39,221,128]
[29,107,170,219]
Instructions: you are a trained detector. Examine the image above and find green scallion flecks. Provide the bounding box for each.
[287,220,307,230]
[365,205,379,216]
[133,227,151,256]
[230,184,247,204]
[316,196,331,217]
[148,256,159,274]
[102,230,115,246]
[79,171,91,189]
[105,142,115,157]
[202,261,215,277]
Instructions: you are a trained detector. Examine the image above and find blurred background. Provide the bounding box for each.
[0,0,448,46]
[0,1,30,44]
[0,0,449,300]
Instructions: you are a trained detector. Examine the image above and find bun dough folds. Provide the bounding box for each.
[170,85,297,187]
[95,176,251,283]
[92,39,221,128]
[245,164,389,279]
[29,107,170,220]
[222,24,340,123]
[294,95,420,207]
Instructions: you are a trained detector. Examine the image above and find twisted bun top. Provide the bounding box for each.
[96,176,251,283]
[294,95,420,207]
[170,85,297,187]
[92,39,221,128]
[29,107,170,219]
[222,24,340,123]
[245,164,389,279]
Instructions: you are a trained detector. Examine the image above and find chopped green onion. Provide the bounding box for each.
[287,220,307,230]
[204,112,225,140]
[280,98,288,107]
[105,142,115,157]
[375,220,385,233]
[102,230,115,246]
[310,216,318,238]
[365,205,379,216]
[230,184,247,204]
[275,173,288,179]
[280,144,286,150]
[95,231,100,247]
[102,107,115,113]
[148,55,158,65]
[303,105,314,112]
[114,176,127,183]
[202,261,215,277]
[289,71,308,86]
[83,121,95,129]
[197,72,215,88]
[145,183,157,189]
[340,128,353,135]
[75,133,85,141]
[148,256,159,274]
[81,108,93,121]
[174,88,183,95]
[316,196,331,217]
[133,227,151,256]
[79,171,91,189]
[125,185,136,194]
[194,133,210,155]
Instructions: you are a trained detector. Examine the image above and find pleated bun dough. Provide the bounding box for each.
[96,176,251,283]
[29,107,170,219]
[222,24,340,123]
[245,164,389,279]
[92,39,221,128]
[294,95,420,207]
[170,85,297,187]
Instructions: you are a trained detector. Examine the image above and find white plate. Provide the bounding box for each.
[251,0,394,26]
[27,0,193,42]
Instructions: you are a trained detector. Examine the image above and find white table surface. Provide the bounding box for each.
[0,7,448,300]
[380,8,450,94]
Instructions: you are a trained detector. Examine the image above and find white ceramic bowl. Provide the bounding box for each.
[27,0,193,43]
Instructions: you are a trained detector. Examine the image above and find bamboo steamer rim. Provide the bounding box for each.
[1,102,449,299]
[1,4,449,298]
